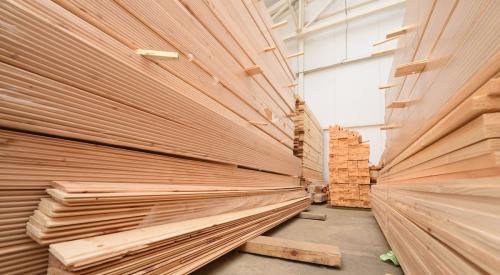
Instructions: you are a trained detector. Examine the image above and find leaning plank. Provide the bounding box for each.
[48,198,310,273]
[297,212,327,221]
[239,236,341,267]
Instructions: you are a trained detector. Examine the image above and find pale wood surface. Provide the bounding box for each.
[239,236,341,267]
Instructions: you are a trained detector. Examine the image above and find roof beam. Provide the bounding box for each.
[283,0,406,41]
[303,0,335,29]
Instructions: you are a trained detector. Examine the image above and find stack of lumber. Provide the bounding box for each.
[47,198,310,274]
[0,0,309,273]
[27,181,306,245]
[369,165,382,183]
[328,126,371,208]
[293,97,324,186]
[373,0,500,273]
[306,182,329,203]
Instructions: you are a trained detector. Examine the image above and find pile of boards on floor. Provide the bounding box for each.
[0,0,310,273]
[293,97,327,202]
[328,126,371,208]
[373,0,500,274]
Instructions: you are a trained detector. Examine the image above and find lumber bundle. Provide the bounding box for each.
[306,182,329,203]
[0,0,308,273]
[293,98,324,185]
[47,198,310,274]
[27,181,306,245]
[373,0,500,273]
[328,126,371,208]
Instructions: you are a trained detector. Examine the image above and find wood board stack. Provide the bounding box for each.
[293,98,324,185]
[306,182,328,204]
[372,0,500,273]
[0,0,309,273]
[328,126,371,208]
[369,165,382,183]
[47,198,310,275]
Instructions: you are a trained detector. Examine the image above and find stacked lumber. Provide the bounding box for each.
[373,0,500,274]
[328,126,371,208]
[306,182,329,203]
[0,0,309,273]
[293,97,324,185]
[27,181,306,245]
[369,165,382,183]
[47,198,310,274]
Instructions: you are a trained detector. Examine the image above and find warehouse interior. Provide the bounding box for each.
[0,0,498,274]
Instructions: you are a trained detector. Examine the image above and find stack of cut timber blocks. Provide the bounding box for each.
[306,182,329,203]
[293,97,327,203]
[328,125,371,208]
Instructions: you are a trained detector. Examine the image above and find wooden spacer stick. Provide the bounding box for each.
[287,83,298,88]
[372,36,398,46]
[378,83,396,90]
[386,25,413,39]
[287,51,304,59]
[264,45,277,52]
[380,124,402,130]
[394,59,429,77]
[136,49,179,60]
[386,101,409,109]
[245,65,263,76]
[270,20,288,29]
[371,47,396,57]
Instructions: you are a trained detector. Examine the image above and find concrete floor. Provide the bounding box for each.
[195,204,404,275]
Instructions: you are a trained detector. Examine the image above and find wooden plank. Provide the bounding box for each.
[48,198,310,273]
[383,0,500,164]
[239,236,341,267]
[380,124,402,130]
[386,101,409,109]
[270,20,288,29]
[297,212,327,221]
[245,65,263,76]
[371,47,397,57]
[379,83,397,90]
[394,59,430,77]
[372,35,399,46]
[386,25,413,39]
[0,1,301,175]
[382,77,500,172]
[287,51,304,59]
[135,49,179,60]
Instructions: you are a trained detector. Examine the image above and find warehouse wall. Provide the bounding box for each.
[271,0,405,167]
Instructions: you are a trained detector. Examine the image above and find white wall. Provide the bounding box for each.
[271,0,405,167]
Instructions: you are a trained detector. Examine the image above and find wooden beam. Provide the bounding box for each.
[379,83,397,90]
[303,0,334,29]
[372,35,398,46]
[380,124,402,130]
[287,51,304,59]
[371,47,396,57]
[386,25,412,39]
[263,45,277,52]
[245,65,263,76]
[394,59,430,77]
[239,236,341,267]
[135,49,179,60]
[284,0,406,40]
[270,20,288,29]
[297,212,326,220]
[386,101,409,109]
